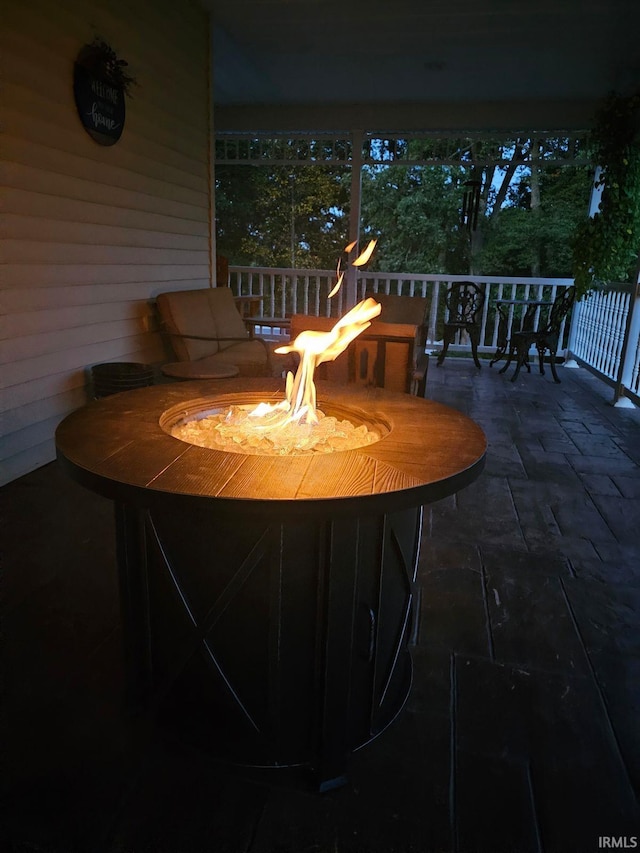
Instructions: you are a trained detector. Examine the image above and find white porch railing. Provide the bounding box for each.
[568,280,640,406]
[358,273,576,356]
[229,265,574,353]
[228,265,640,404]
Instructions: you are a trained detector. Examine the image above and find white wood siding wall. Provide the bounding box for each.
[1,0,211,485]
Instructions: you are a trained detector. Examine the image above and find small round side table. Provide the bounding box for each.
[161,361,240,381]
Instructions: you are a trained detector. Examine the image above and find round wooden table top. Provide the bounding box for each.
[55,379,486,517]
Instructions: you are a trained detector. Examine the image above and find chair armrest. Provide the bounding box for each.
[410,352,430,397]
[161,331,252,343]
[161,328,278,374]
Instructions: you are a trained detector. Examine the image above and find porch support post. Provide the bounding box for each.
[613,262,640,407]
[346,130,364,310]
[588,166,604,216]
[565,166,604,369]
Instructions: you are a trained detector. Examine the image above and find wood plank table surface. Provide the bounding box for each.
[56,378,486,517]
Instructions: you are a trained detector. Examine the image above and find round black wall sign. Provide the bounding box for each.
[74,62,125,145]
[73,41,132,146]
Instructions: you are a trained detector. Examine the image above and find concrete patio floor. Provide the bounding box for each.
[2,358,640,852]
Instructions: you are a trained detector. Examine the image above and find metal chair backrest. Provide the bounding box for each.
[545,286,576,337]
[445,282,485,324]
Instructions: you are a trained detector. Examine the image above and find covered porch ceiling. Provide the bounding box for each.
[205,0,640,134]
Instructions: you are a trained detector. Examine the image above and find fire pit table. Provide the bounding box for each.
[56,378,486,790]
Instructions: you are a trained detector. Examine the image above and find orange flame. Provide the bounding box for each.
[273,297,381,424]
[327,238,378,299]
[352,239,377,266]
[327,271,344,299]
[245,240,380,431]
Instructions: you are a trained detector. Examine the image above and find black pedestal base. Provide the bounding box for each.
[115,501,422,790]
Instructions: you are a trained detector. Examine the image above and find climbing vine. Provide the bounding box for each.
[572,91,640,297]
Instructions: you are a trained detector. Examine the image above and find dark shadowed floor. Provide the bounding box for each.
[2,358,640,853]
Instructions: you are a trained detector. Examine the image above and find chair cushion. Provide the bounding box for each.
[372,294,429,326]
[162,358,239,379]
[157,289,220,361]
[157,287,253,361]
[210,340,271,376]
[216,340,290,377]
[207,288,250,349]
[157,287,282,376]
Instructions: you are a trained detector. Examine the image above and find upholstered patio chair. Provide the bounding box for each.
[157,287,286,378]
[288,293,430,396]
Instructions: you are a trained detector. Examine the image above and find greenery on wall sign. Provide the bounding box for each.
[78,37,137,96]
[572,91,640,298]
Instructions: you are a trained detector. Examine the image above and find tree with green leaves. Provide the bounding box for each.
[479,164,592,277]
[216,162,350,268]
[216,135,592,280]
[360,162,468,274]
[360,136,591,278]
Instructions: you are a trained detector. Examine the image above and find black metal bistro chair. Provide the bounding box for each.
[490,297,540,368]
[500,286,576,383]
[436,282,485,369]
